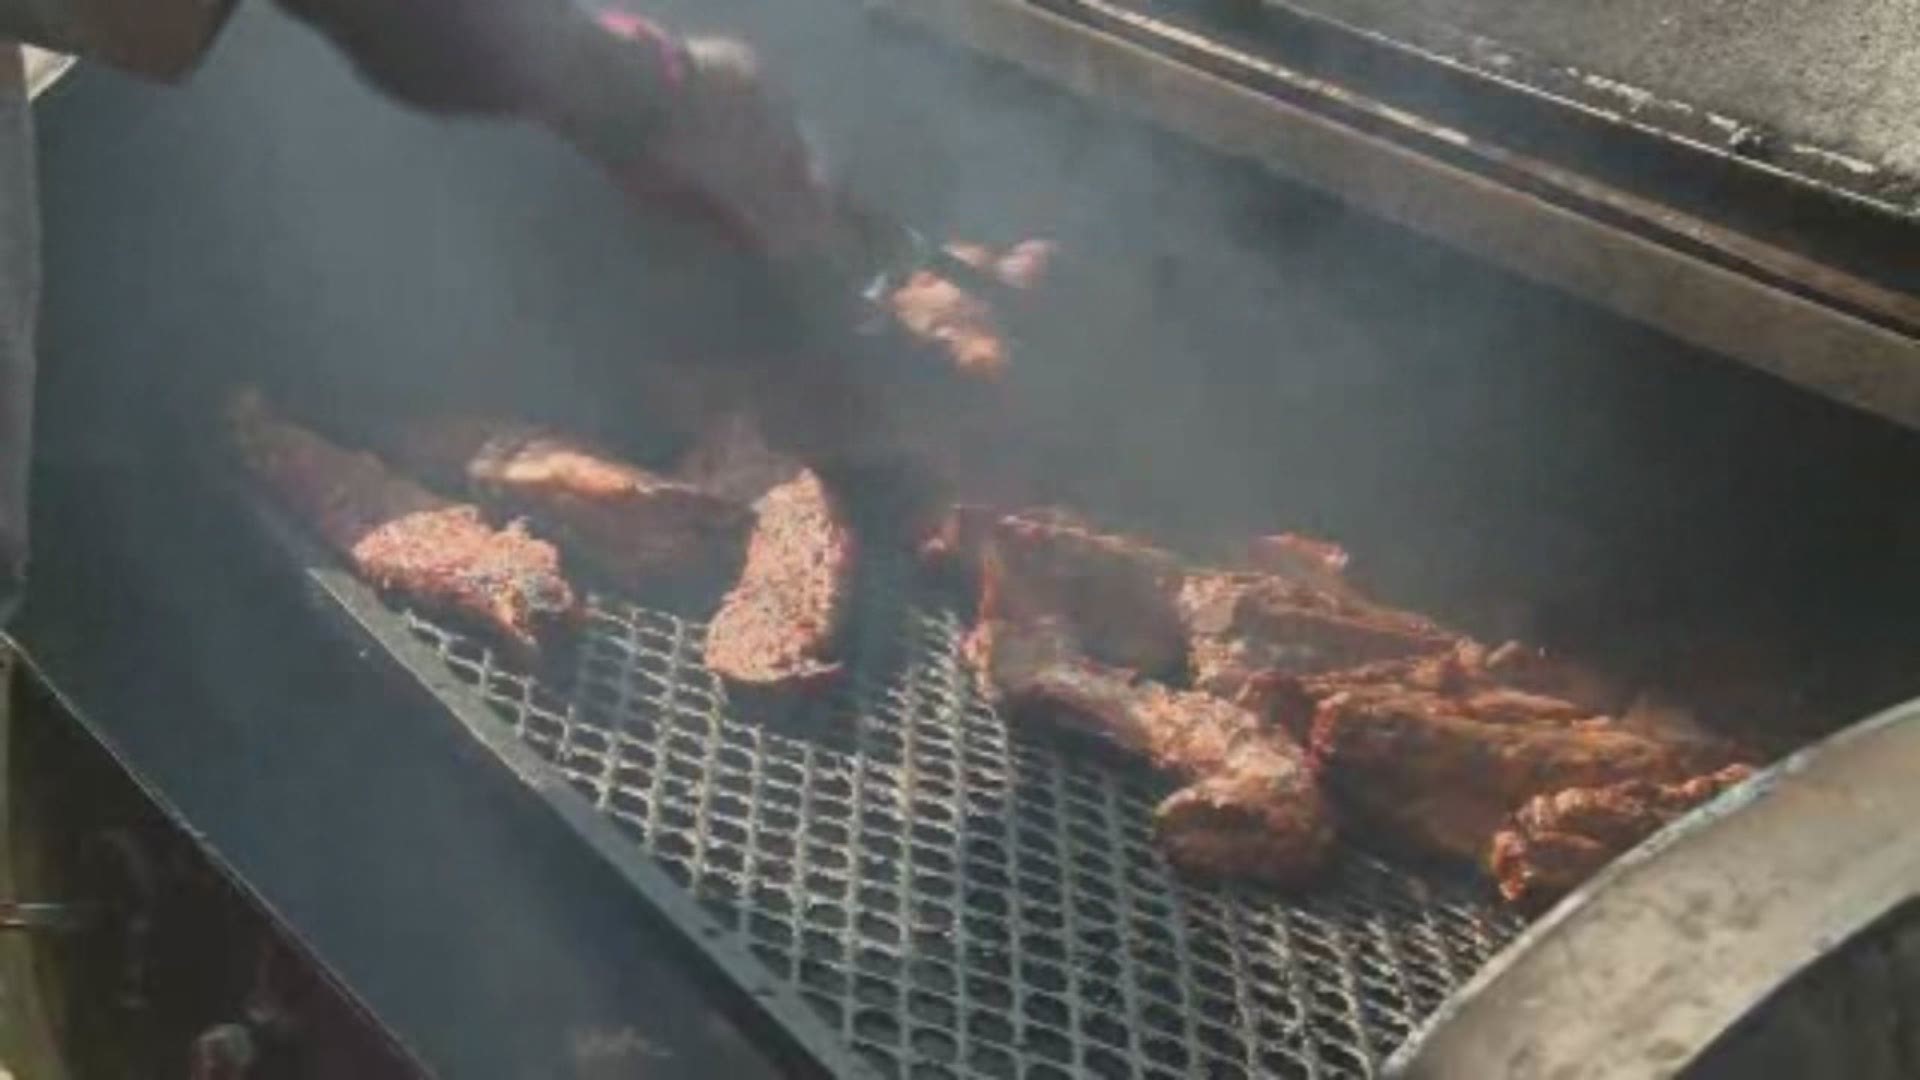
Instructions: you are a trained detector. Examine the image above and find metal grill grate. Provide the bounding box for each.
[404,566,1521,1080]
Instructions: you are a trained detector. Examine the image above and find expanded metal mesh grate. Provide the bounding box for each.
[404,568,1522,1080]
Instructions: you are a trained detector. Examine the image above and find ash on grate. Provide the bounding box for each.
[403,565,1521,1080]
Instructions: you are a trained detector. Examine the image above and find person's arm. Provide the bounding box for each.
[0,0,236,79]
[277,0,837,256]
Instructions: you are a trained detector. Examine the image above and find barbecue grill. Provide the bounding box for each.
[19,1,1920,1077]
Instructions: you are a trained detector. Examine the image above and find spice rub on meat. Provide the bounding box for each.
[887,240,1053,379]
[227,390,579,655]
[941,504,1762,900]
[971,617,1333,885]
[385,416,750,593]
[687,416,858,690]
[1488,764,1756,909]
[1177,571,1455,701]
[1306,686,1749,866]
[970,509,1189,678]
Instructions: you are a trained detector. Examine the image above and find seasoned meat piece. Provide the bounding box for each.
[1488,764,1757,909]
[1480,641,1634,716]
[386,416,751,593]
[1244,638,1666,737]
[674,411,804,505]
[1307,686,1744,865]
[1178,571,1455,700]
[1241,533,1355,598]
[227,390,578,654]
[887,241,1054,379]
[974,617,1333,885]
[703,469,857,689]
[978,511,1188,678]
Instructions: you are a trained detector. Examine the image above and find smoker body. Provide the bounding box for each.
[18,1,1920,1076]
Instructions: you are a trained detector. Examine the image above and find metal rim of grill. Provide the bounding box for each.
[390,550,1522,1080]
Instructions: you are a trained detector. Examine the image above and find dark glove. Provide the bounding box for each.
[580,18,839,258]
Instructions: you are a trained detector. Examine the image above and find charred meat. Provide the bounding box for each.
[974,617,1333,885]
[938,506,1189,678]
[1488,764,1756,909]
[1248,642,1621,738]
[1178,570,1456,700]
[887,241,1053,379]
[227,390,579,654]
[703,468,857,689]
[386,416,751,592]
[1307,685,1747,865]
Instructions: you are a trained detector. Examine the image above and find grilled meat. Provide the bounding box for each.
[940,507,1451,695]
[1178,571,1456,700]
[227,390,578,654]
[1241,533,1355,598]
[974,617,1333,885]
[386,416,751,593]
[887,241,1053,379]
[703,468,857,689]
[1247,642,1615,738]
[1307,686,1745,865]
[934,506,1189,678]
[1488,764,1757,909]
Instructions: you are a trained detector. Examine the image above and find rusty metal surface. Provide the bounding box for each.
[1267,0,1920,215]
[1383,701,1920,1080]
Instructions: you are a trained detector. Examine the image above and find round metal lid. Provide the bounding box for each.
[1385,701,1920,1079]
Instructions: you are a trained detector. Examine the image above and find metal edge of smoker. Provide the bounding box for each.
[230,493,878,1080]
[1382,700,1920,1080]
[860,0,1920,432]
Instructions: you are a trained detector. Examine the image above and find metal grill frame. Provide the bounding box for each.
[240,493,1522,1080]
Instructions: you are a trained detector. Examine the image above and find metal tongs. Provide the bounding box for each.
[830,193,1029,332]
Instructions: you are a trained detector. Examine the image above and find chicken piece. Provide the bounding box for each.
[887,241,1054,379]
[703,468,857,689]
[1307,685,1745,865]
[227,390,578,655]
[385,416,751,593]
[1178,571,1456,700]
[1488,764,1757,909]
[973,617,1333,885]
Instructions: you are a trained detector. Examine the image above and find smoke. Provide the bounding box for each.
[35,0,1920,706]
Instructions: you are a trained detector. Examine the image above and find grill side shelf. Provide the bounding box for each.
[232,490,876,1080]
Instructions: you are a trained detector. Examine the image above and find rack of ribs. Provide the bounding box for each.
[226,390,580,655]
[972,616,1333,885]
[382,416,751,594]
